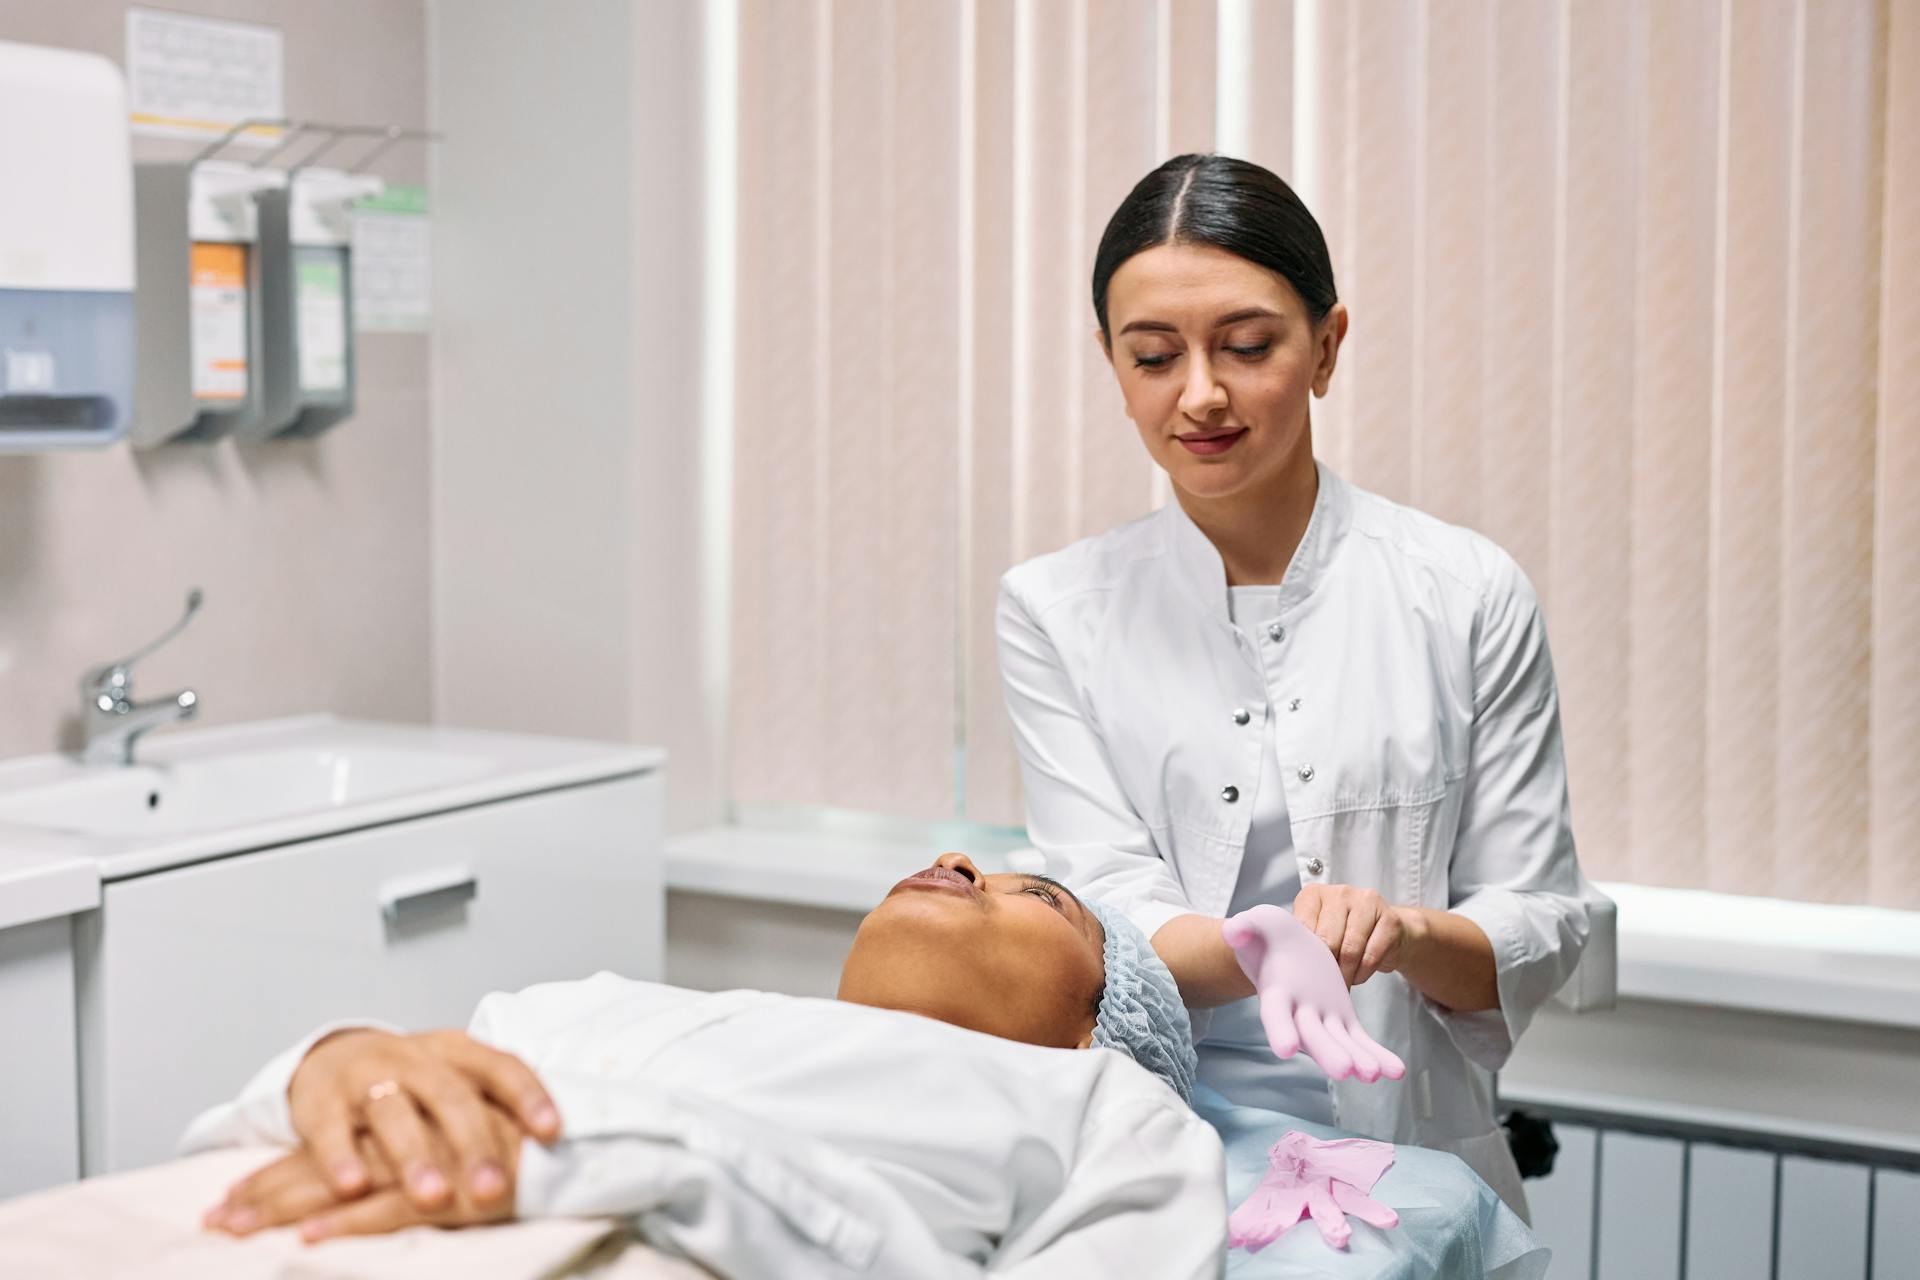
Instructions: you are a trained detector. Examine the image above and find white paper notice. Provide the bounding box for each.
[126,8,283,143]
[351,188,432,333]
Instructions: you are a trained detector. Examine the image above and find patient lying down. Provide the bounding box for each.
[185,854,1226,1278]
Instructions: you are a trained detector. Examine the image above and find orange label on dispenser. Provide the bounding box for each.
[190,242,249,401]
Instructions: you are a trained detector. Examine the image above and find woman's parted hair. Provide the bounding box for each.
[1091,153,1338,340]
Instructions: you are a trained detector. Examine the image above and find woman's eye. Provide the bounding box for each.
[1228,342,1271,358]
[1132,353,1175,369]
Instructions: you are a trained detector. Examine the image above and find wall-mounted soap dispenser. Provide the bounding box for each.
[0,40,135,451]
[245,167,383,440]
[129,160,285,447]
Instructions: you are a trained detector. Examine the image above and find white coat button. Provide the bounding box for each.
[1267,622,1286,642]
[1221,785,1239,803]
[1289,698,1302,712]
[1306,857,1325,876]
[1232,708,1251,725]
[1298,765,1315,782]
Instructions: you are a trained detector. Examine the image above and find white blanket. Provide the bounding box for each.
[180,975,1228,1278]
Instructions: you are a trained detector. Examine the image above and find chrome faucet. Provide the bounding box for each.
[80,589,203,766]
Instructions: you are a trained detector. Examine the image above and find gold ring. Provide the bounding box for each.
[366,1080,403,1104]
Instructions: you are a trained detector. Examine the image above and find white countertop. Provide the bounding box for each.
[666,825,1920,1031]
[0,716,662,917]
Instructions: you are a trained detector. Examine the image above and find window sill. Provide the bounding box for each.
[1596,880,1920,1030]
[663,827,1920,1030]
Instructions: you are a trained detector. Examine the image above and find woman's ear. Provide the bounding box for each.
[1095,326,1114,367]
[1310,303,1349,398]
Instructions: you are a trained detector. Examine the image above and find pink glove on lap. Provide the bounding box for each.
[1228,1130,1400,1251]
[1222,905,1407,1083]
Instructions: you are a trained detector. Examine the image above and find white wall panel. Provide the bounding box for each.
[1778,1156,1871,1280]
[1595,1132,1685,1280]
[1872,1168,1920,1280]
[1524,1121,1595,1277]
[1684,1144,1776,1280]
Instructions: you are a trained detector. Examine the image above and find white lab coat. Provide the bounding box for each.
[182,973,1228,1279]
[996,461,1596,1211]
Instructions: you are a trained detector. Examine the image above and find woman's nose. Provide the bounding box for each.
[1179,353,1229,419]
[934,851,982,884]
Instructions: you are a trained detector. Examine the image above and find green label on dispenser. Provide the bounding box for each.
[295,250,348,393]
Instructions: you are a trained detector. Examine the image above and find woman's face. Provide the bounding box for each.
[837,852,1106,1049]
[1101,241,1346,502]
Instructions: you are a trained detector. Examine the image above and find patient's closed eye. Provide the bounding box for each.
[1020,880,1065,913]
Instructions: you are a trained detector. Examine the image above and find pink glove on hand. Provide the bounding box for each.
[1223,904,1408,1083]
[1228,1130,1400,1251]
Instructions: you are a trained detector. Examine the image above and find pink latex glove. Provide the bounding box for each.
[1222,904,1408,1083]
[1228,1130,1400,1251]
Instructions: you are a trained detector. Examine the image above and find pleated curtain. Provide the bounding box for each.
[728,0,1920,910]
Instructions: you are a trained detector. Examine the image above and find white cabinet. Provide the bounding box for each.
[0,917,80,1197]
[76,773,662,1174]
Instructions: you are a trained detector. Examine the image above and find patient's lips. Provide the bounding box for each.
[892,866,976,898]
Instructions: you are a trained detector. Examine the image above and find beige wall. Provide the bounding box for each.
[427,0,721,832]
[0,1,432,757]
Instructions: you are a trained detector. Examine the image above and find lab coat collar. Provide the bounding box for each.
[1160,459,1354,626]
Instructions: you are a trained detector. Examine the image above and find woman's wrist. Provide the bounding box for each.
[1386,907,1498,1012]
[1152,912,1258,1007]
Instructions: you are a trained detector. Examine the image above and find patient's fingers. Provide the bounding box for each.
[215,1155,340,1234]
[1295,1007,1354,1079]
[360,1082,450,1210]
[433,1031,562,1143]
[293,1091,366,1198]
[300,1188,421,1243]
[407,1060,512,1204]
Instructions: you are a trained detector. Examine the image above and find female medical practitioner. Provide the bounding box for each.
[996,153,1598,1214]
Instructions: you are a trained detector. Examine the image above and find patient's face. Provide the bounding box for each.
[837,853,1106,1050]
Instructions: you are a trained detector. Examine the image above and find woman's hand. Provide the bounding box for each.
[287,1028,559,1210]
[206,1104,522,1241]
[1290,884,1426,987]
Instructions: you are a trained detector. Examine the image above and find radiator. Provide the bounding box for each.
[1507,1093,1920,1279]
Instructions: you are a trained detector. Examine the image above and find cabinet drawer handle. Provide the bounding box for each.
[380,868,478,923]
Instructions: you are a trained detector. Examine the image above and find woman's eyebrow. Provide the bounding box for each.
[1117,307,1281,336]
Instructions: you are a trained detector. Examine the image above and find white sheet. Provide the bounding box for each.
[0,1147,713,1279]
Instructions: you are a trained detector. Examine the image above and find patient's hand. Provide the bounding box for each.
[287,1028,559,1210]
[206,1104,522,1241]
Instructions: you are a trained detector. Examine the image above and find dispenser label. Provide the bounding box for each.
[295,252,348,393]
[190,242,248,401]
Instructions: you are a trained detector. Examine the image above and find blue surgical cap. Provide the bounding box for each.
[1083,898,1198,1103]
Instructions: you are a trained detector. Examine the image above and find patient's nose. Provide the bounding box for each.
[935,852,982,885]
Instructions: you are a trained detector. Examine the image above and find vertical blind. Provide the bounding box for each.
[728,0,1919,910]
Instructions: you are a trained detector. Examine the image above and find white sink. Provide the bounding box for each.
[0,715,666,880]
[0,746,488,839]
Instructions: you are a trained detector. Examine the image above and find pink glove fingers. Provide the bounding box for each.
[1295,1006,1356,1079]
[1303,1179,1354,1249]
[1348,1021,1407,1081]
[1323,1017,1382,1083]
[1258,991,1303,1060]
[1227,1181,1313,1250]
[1331,1180,1400,1230]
